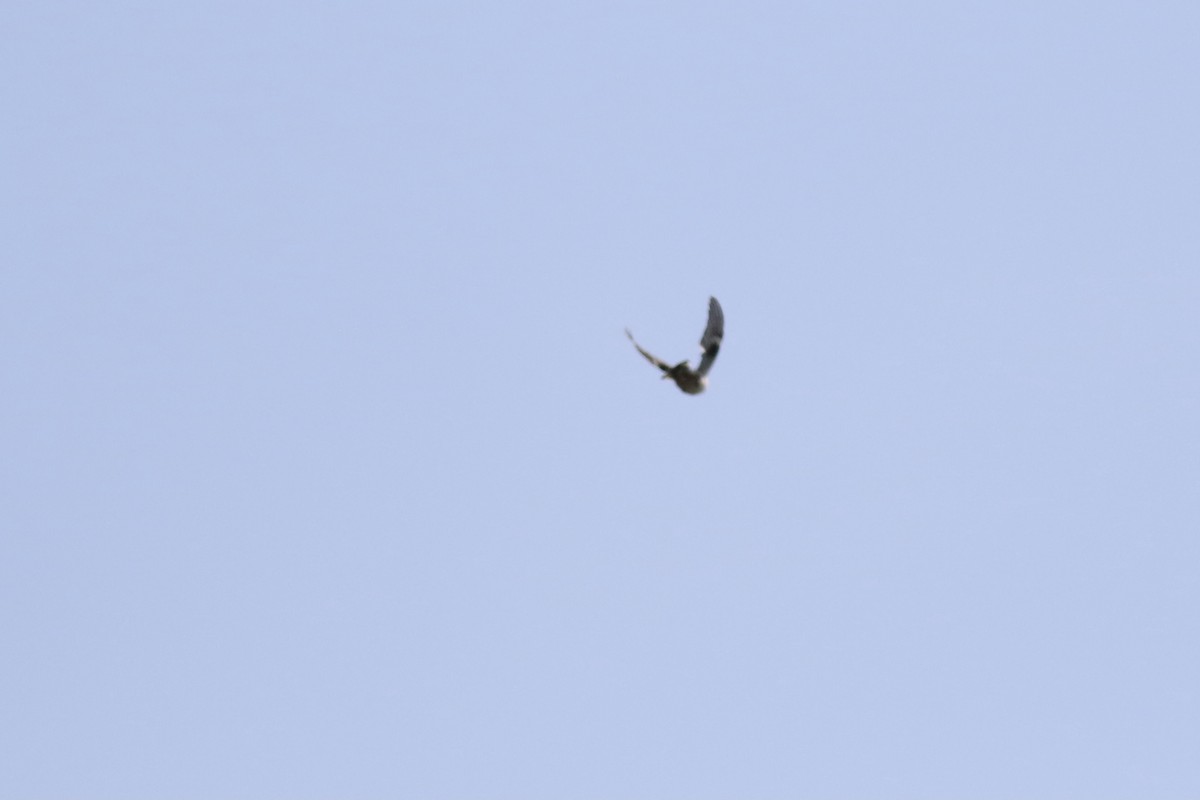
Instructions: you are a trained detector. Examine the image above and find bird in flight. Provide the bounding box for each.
[626,296,724,395]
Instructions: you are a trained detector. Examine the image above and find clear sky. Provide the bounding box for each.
[3,2,1198,797]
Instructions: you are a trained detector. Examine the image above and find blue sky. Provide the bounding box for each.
[3,2,1198,797]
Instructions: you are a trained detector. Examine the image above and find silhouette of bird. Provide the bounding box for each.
[626,296,724,395]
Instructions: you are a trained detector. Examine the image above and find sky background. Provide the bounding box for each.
[3,2,1199,797]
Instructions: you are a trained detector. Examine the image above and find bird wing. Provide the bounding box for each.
[626,329,671,373]
[696,296,724,376]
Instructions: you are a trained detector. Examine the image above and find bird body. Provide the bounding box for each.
[626,296,724,395]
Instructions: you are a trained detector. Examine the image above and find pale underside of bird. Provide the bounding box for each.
[626,296,724,395]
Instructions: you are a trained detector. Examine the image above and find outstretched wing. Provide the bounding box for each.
[696,296,724,377]
[626,329,671,373]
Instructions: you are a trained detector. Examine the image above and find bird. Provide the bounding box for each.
[626,296,724,395]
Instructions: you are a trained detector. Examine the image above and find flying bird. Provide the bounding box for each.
[626,296,724,395]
